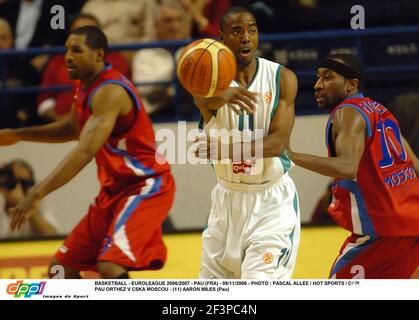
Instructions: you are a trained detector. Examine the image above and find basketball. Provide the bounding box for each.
[176,38,237,97]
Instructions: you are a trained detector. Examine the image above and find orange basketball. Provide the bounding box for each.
[176,38,237,97]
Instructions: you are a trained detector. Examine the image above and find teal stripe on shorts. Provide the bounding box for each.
[284,192,299,267]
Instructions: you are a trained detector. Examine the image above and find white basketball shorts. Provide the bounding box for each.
[200,173,301,279]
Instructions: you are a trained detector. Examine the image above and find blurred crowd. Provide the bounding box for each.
[1,0,417,128]
[0,0,241,127]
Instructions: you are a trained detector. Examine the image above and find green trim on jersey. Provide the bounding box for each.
[248,114,254,131]
[279,152,292,173]
[293,191,299,215]
[270,64,283,120]
[238,113,244,131]
[238,113,254,131]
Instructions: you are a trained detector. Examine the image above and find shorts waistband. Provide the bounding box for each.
[217,173,289,193]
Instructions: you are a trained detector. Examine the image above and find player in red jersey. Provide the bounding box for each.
[0,26,175,279]
[287,54,419,279]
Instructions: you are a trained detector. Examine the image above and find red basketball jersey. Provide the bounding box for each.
[326,93,419,237]
[73,65,170,193]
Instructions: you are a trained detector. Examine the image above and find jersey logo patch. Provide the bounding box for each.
[263,252,274,264]
[264,91,272,104]
[232,160,255,175]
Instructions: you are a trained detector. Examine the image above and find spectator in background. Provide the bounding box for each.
[292,0,317,9]
[81,0,156,44]
[0,0,85,73]
[0,0,84,48]
[0,18,39,128]
[182,0,231,38]
[0,1,85,127]
[230,0,317,33]
[0,159,57,239]
[0,18,12,49]
[37,13,131,122]
[0,18,15,129]
[132,0,193,117]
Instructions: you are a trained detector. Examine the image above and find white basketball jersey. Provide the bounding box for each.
[203,57,294,187]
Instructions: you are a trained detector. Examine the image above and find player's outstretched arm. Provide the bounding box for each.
[402,136,419,176]
[0,105,79,146]
[10,84,126,230]
[288,107,366,179]
[193,85,258,114]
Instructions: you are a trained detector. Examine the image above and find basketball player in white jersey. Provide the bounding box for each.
[193,7,300,279]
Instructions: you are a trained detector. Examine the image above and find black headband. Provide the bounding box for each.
[317,58,363,82]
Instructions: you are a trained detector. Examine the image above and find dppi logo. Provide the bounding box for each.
[6,280,46,298]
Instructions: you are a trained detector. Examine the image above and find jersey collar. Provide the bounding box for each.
[345,93,364,100]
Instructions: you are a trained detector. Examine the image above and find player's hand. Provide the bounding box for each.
[194,134,230,160]
[219,87,258,114]
[0,129,20,146]
[9,190,41,231]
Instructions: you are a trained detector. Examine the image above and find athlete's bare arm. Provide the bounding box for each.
[0,104,79,145]
[193,85,258,114]
[10,84,131,230]
[288,107,366,179]
[402,136,419,176]
[195,101,214,125]
[261,67,297,158]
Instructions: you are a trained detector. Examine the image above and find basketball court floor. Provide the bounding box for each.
[0,226,349,279]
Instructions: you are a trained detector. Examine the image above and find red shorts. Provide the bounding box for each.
[330,234,419,279]
[55,172,175,271]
